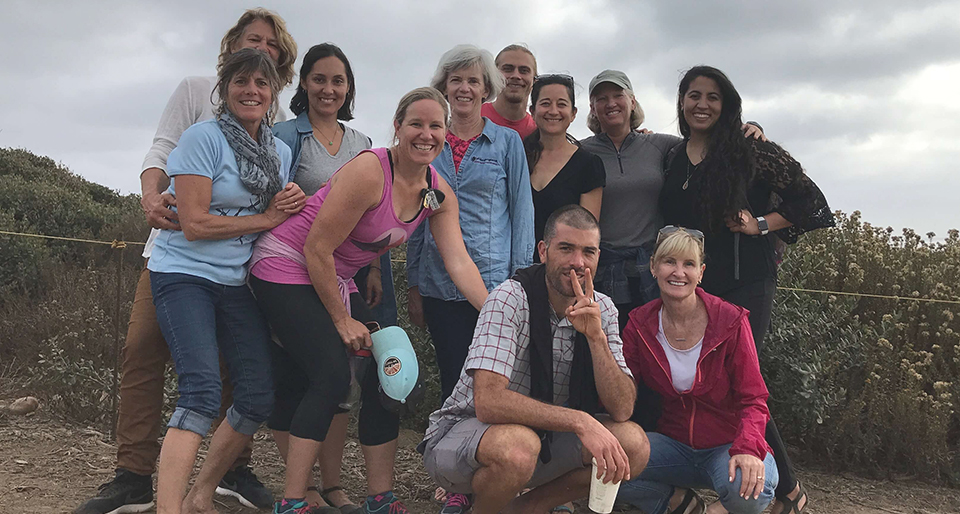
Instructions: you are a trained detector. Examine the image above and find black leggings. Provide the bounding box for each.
[721,277,798,499]
[422,297,480,403]
[250,277,399,446]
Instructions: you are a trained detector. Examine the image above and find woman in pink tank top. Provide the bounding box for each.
[249,87,488,514]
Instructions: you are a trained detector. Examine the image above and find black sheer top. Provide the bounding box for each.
[660,139,834,295]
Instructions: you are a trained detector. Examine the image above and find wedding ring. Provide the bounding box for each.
[757,476,763,480]
[588,298,593,305]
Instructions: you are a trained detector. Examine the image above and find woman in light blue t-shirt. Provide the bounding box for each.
[146,48,305,514]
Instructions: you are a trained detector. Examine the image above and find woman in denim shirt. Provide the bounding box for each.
[406,45,534,404]
[406,44,535,514]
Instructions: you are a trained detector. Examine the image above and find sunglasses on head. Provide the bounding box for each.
[534,73,575,86]
[656,225,705,247]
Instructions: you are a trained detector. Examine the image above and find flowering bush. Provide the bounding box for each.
[2,147,959,481]
[766,211,959,480]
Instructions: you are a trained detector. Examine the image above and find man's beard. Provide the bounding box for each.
[502,86,528,104]
[546,266,582,298]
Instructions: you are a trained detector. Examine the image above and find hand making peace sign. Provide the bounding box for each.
[564,267,603,339]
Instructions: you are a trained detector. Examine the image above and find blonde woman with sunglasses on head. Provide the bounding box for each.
[619,227,777,514]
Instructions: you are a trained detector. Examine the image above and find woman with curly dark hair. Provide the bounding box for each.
[660,65,834,513]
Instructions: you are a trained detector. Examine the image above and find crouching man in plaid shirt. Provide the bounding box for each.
[419,205,650,514]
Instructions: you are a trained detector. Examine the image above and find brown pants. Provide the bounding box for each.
[115,263,252,475]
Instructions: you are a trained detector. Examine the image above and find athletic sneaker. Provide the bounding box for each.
[72,468,154,514]
[274,498,328,514]
[216,465,274,509]
[362,492,411,514]
[439,493,472,514]
[275,498,342,514]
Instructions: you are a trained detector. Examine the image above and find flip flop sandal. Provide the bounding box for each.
[774,480,808,514]
[317,486,363,514]
[669,488,706,514]
[551,504,575,513]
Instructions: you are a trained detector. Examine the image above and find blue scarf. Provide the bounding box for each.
[216,110,282,213]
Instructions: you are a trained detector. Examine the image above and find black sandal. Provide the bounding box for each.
[669,488,706,514]
[319,486,363,514]
[774,481,808,513]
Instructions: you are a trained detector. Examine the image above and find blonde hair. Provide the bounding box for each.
[392,87,450,143]
[586,89,645,134]
[219,8,297,87]
[430,45,504,102]
[652,230,705,268]
[495,43,538,76]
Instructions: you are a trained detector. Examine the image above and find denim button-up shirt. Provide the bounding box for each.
[406,118,535,301]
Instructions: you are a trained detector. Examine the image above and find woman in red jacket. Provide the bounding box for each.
[618,227,777,514]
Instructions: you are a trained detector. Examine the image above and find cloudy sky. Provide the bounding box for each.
[3,0,958,239]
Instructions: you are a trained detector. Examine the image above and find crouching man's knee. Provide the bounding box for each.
[600,418,650,480]
[422,419,542,495]
[476,424,542,486]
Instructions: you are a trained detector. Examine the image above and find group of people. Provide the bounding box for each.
[73,7,833,514]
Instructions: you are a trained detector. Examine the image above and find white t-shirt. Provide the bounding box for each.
[656,308,703,393]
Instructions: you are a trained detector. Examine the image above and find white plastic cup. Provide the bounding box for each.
[588,457,622,513]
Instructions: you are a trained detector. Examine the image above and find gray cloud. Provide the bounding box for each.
[1,0,958,238]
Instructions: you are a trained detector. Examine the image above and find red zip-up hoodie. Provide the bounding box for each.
[623,288,772,460]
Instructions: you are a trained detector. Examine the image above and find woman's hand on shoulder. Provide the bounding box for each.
[741,123,768,142]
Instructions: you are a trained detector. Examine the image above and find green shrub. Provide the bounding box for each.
[765,211,960,480]
[3,147,960,483]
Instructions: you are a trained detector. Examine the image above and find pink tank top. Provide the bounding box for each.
[250,147,439,292]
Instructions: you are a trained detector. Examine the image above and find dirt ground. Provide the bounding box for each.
[0,409,956,514]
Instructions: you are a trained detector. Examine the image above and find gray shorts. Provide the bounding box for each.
[421,417,586,494]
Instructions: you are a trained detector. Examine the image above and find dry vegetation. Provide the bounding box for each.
[2,147,960,503]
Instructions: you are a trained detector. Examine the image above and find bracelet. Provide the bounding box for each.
[369,266,381,272]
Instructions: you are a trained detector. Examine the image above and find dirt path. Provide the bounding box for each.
[0,411,954,513]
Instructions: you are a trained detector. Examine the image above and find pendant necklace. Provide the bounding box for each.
[314,123,340,146]
[683,160,696,190]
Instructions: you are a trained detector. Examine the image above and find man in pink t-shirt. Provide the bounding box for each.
[481,44,538,140]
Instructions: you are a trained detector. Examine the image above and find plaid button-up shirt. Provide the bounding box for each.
[424,278,632,440]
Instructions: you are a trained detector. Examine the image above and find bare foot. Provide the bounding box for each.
[705,500,729,514]
[305,488,325,508]
[181,491,218,514]
[322,487,356,508]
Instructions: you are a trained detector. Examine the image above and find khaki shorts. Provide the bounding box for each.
[421,417,586,494]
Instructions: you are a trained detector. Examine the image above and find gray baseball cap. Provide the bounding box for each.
[588,70,633,96]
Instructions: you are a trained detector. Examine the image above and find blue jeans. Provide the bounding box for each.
[618,433,778,514]
[150,272,274,437]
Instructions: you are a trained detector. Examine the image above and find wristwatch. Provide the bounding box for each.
[756,216,769,235]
